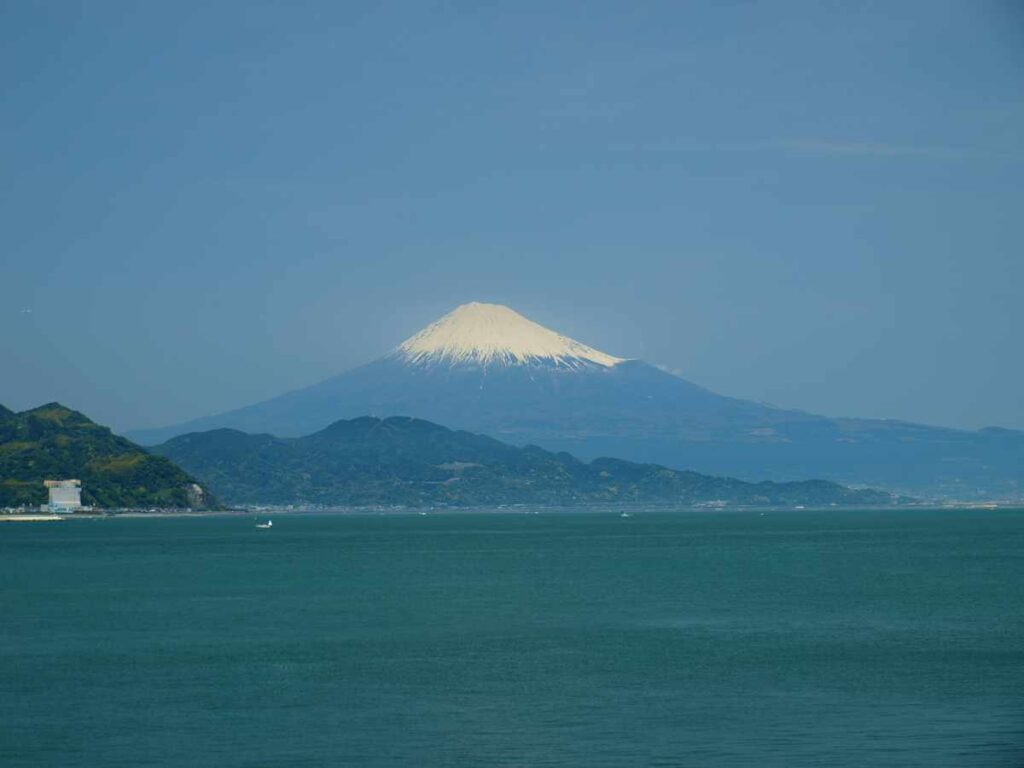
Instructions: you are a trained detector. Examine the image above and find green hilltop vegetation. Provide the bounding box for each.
[0,403,217,509]
[153,416,903,508]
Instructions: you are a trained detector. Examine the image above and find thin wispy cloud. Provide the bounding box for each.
[604,138,1019,162]
[776,139,1007,161]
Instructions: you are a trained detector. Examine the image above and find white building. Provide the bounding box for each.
[44,479,82,513]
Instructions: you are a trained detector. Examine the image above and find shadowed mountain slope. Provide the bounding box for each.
[152,416,901,508]
[129,303,1024,498]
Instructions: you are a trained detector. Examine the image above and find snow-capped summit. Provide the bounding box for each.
[127,300,1024,499]
[392,302,625,369]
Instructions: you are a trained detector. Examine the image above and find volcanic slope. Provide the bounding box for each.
[129,302,1024,497]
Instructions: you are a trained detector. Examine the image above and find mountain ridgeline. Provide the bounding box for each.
[0,403,216,509]
[129,303,1024,499]
[152,416,900,508]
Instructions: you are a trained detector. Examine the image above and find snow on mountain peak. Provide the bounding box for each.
[393,302,626,369]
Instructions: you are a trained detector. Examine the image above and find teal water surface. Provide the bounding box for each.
[1,509,1022,767]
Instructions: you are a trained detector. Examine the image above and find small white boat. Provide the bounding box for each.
[620,511,631,518]
[256,520,273,529]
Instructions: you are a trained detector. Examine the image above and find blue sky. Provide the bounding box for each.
[2,0,1022,432]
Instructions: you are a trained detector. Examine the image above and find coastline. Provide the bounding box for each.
[2,501,1018,522]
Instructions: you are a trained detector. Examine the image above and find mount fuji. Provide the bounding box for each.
[130,302,1023,497]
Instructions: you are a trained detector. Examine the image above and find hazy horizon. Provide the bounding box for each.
[2,1,1022,433]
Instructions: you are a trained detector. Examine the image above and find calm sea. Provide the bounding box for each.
[1,509,1022,767]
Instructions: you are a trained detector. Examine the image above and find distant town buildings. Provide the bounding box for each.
[43,479,82,513]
